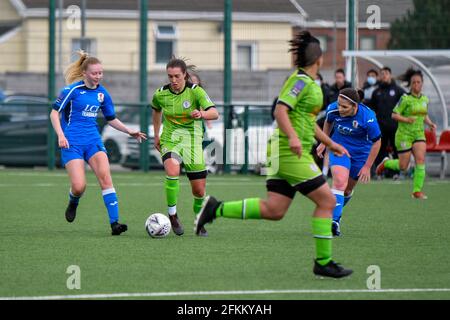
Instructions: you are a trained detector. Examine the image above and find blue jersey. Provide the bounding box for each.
[326,102,381,161]
[52,81,116,145]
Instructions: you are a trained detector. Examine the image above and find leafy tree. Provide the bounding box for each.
[389,0,450,49]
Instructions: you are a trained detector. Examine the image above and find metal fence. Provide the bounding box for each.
[0,100,274,174]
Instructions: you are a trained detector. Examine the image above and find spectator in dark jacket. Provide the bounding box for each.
[327,68,352,104]
[370,66,406,169]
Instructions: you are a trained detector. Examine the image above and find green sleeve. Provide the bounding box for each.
[393,95,407,115]
[151,91,162,111]
[195,86,215,110]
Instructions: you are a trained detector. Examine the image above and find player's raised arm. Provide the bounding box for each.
[315,124,350,157]
[107,118,147,143]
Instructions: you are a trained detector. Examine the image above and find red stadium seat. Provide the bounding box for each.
[435,130,450,152]
[432,130,450,179]
[425,129,438,152]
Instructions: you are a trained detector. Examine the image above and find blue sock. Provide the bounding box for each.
[332,189,345,222]
[343,191,353,207]
[69,190,81,206]
[102,188,119,224]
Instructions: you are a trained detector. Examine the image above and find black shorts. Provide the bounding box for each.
[266,175,327,199]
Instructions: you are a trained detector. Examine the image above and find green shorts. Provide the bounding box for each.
[395,130,426,153]
[160,138,207,180]
[266,140,326,198]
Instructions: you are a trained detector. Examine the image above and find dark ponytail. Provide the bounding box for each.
[398,67,423,87]
[289,30,322,68]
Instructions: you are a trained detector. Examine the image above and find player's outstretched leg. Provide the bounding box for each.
[194,196,263,235]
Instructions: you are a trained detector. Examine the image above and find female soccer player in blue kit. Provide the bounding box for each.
[317,88,381,236]
[50,50,147,235]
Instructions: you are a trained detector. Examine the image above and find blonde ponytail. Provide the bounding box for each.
[64,50,101,85]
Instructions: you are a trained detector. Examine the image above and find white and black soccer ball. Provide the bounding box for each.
[145,213,171,238]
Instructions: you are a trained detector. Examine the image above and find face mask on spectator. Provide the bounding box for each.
[367,76,376,86]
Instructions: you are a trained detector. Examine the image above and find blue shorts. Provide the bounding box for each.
[61,141,107,167]
[329,152,367,180]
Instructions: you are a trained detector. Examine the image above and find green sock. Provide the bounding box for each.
[215,198,261,219]
[165,176,179,207]
[384,159,400,171]
[312,217,333,266]
[413,164,426,192]
[193,196,205,215]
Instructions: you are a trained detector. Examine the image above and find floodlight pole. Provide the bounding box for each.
[48,0,56,170]
[346,0,357,85]
[139,0,149,172]
[223,0,232,173]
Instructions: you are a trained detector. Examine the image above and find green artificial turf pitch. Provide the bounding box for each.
[0,169,449,299]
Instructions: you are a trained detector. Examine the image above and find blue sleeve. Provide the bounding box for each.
[366,111,381,142]
[325,103,338,123]
[101,90,116,121]
[52,86,74,112]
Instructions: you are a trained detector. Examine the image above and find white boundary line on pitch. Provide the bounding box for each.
[2,288,450,300]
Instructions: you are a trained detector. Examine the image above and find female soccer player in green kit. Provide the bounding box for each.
[195,31,353,278]
[151,58,219,236]
[376,68,437,199]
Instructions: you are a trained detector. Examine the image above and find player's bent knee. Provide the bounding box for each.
[320,195,336,211]
[266,206,287,221]
[97,174,113,189]
[71,183,86,195]
[192,188,205,198]
[332,178,348,191]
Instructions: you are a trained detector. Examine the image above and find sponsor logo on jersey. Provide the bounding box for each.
[368,118,375,123]
[337,124,353,135]
[288,80,305,97]
[80,91,86,95]
[82,104,100,117]
[98,92,104,103]
[183,100,191,109]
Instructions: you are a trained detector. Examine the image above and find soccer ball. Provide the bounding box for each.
[145,213,171,238]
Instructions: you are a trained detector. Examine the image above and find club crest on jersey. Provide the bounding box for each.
[97,93,104,103]
[352,120,359,128]
[183,100,191,109]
